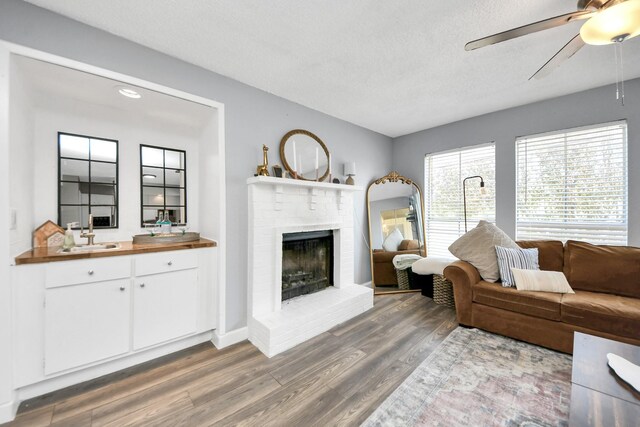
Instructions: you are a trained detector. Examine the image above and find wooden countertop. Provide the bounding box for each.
[14,238,217,265]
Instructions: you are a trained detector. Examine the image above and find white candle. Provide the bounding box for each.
[329,153,332,175]
[292,140,297,172]
[299,155,303,175]
[315,147,319,170]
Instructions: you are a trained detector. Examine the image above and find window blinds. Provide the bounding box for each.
[516,121,628,245]
[425,144,496,257]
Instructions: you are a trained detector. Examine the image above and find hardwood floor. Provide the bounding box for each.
[6,293,457,427]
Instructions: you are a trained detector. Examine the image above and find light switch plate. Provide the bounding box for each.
[10,208,17,230]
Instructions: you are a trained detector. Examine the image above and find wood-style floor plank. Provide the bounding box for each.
[50,342,253,423]
[187,373,281,426]
[5,293,457,427]
[3,404,53,427]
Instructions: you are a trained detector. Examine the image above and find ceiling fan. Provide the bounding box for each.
[465,0,640,79]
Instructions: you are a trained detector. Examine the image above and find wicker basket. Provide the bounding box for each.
[396,268,410,290]
[433,274,455,308]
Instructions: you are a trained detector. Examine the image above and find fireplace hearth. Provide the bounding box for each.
[282,230,333,301]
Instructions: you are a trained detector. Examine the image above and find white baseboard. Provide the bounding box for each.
[212,327,249,349]
[359,281,372,288]
[0,398,19,424]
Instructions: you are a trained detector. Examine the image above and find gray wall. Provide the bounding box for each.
[0,0,392,331]
[392,79,640,246]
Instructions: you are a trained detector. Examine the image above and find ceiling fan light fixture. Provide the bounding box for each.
[580,0,640,45]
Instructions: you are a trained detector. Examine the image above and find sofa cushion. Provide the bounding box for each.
[517,240,564,272]
[495,246,539,287]
[563,240,640,298]
[449,221,519,283]
[472,281,562,321]
[512,269,574,294]
[561,291,640,340]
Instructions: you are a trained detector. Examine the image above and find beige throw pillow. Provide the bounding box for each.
[448,221,519,282]
[512,268,575,294]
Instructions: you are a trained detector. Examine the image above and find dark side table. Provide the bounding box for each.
[569,332,640,426]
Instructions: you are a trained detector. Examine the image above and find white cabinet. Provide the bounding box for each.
[133,269,198,350]
[45,257,130,288]
[44,279,130,374]
[134,250,198,277]
[13,246,217,392]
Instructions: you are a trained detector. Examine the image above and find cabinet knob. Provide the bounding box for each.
[119,286,125,291]
[88,270,94,275]
[140,283,145,288]
[167,261,173,266]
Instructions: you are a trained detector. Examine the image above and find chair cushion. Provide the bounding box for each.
[398,239,419,251]
[563,240,640,298]
[472,281,562,321]
[517,240,564,272]
[561,291,640,340]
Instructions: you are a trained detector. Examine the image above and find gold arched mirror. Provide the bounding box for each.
[280,129,330,181]
[367,171,426,294]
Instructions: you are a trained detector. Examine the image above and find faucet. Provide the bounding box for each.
[80,214,96,246]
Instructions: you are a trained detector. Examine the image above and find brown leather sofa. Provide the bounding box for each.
[372,239,424,286]
[444,240,640,353]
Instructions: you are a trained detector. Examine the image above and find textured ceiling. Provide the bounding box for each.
[23,0,640,137]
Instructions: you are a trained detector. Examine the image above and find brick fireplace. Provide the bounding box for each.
[247,176,373,357]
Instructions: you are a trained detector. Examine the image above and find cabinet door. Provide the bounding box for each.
[133,269,198,350]
[45,279,130,375]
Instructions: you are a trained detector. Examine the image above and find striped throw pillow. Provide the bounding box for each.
[495,246,539,287]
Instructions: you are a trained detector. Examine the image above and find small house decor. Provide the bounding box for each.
[33,220,65,248]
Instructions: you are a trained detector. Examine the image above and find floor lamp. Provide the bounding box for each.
[463,175,485,232]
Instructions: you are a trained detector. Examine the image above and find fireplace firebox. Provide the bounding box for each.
[282,230,333,301]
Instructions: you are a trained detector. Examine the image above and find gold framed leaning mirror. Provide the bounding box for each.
[367,171,427,295]
[279,129,330,181]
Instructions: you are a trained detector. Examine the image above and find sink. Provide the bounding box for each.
[58,243,120,253]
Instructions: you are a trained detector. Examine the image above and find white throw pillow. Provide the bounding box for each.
[448,221,519,282]
[512,268,575,294]
[382,228,403,252]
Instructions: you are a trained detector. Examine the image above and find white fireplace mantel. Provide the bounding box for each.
[247,176,373,357]
[247,175,363,191]
[247,176,363,212]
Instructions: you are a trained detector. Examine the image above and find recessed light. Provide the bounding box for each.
[117,86,142,99]
[143,173,156,179]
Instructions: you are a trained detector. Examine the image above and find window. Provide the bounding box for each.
[516,121,627,245]
[140,145,187,226]
[381,208,412,242]
[58,133,118,229]
[425,143,495,257]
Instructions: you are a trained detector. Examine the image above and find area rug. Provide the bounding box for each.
[362,327,572,427]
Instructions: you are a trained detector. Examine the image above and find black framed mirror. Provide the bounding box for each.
[58,132,119,229]
[140,145,187,226]
[279,129,330,181]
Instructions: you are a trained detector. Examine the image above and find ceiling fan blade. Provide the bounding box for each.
[529,34,585,80]
[465,10,592,51]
